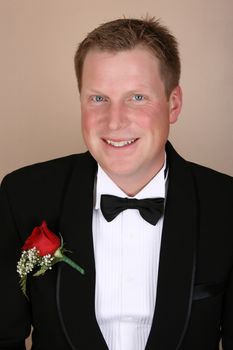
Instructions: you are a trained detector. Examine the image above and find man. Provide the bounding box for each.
[0,17,232,350]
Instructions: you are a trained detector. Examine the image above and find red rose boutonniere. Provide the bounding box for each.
[17,220,84,296]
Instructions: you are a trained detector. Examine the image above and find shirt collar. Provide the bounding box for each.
[94,155,168,210]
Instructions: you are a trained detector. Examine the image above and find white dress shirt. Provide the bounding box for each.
[92,162,167,350]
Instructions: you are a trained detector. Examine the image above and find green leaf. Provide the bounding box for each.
[20,276,28,298]
[33,266,50,276]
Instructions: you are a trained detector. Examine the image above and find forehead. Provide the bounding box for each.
[83,45,158,68]
[81,46,163,90]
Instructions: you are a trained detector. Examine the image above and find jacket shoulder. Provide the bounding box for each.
[187,161,233,203]
[0,152,95,236]
[188,161,232,185]
[166,141,232,189]
[2,152,92,187]
[1,152,95,212]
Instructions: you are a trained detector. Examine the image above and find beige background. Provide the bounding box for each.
[0,1,231,347]
[0,0,233,183]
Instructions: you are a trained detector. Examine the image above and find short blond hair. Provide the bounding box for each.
[74,17,181,97]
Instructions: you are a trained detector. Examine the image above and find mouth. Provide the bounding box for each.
[104,138,138,148]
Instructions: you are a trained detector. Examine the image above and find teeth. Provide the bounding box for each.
[106,139,136,147]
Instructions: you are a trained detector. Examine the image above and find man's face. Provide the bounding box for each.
[80,46,182,194]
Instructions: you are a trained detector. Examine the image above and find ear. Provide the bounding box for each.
[168,85,182,124]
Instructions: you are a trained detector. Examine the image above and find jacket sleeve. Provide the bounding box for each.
[221,264,233,349]
[0,175,31,350]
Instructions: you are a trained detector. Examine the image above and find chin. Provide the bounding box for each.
[104,164,137,179]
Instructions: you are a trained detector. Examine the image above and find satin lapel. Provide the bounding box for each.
[146,143,198,350]
[56,152,107,349]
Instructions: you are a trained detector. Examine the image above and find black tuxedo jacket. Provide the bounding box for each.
[0,142,232,350]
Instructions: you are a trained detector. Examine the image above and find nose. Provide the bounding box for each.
[107,103,129,131]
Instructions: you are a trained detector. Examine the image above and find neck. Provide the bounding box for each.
[106,161,165,197]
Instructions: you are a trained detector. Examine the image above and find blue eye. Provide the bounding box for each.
[132,94,144,101]
[92,95,105,102]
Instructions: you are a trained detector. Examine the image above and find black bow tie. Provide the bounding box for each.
[100,194,165,226]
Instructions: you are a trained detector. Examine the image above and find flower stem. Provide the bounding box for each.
[61,255,85,275]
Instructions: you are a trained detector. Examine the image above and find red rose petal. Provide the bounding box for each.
[22,221,61,257]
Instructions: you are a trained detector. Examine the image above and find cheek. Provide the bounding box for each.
[133,107,160,130]
[81,108,97,135]
[142,104,170,129]
[81,121,94,147]
[81,105,107,132]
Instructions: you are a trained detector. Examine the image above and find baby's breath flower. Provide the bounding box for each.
[39,254,54,270]
[17,247,40,278]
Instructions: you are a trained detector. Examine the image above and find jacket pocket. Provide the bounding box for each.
[193,281,226,301]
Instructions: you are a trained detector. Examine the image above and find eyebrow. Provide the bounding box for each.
[82,85,150,99]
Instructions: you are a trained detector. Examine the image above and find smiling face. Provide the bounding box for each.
[80,46,182,195]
